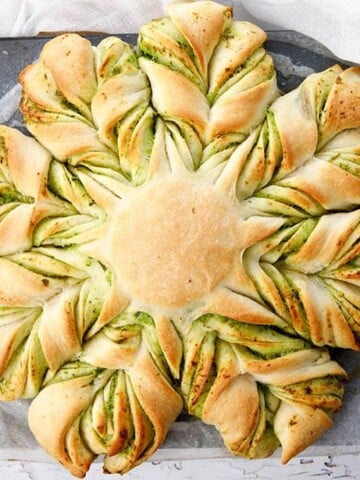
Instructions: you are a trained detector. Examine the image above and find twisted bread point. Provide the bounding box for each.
[139,1,277,145]
[0,245,126,401]
[20,34,152,185]
[241,210,360,349]
[0,126,71,255]
[181,315,346,463]
[20,2,278,181]
[235,66,360,209]
[28,312,183,478]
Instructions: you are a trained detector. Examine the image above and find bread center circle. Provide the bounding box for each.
[111,178,240,308]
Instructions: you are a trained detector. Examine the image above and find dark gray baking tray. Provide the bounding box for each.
[0,30,359,461]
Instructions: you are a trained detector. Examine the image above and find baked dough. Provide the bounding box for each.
[0,0,358,476]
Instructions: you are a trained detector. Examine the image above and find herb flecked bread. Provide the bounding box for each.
[0,0,359,477]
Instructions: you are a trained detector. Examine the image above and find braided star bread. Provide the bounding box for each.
[0,0,359,476]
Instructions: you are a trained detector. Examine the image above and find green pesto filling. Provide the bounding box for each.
[0,185,34,205]
[209,48,270,104]
[270,375,345,413]
[45,361,103,386]
[138,40,205,94]
[195,314,309,359]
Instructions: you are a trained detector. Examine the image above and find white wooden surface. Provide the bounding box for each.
[1,455,360,480]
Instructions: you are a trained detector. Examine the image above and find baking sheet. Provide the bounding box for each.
[0,31,359,462]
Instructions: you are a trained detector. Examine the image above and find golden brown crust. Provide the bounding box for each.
[154,315,183,378]
[270,88,319,178]
[139,58,209,138]
[1,126,50,197]
[37,287,81,371]
[207,62,278,139]
[0,258,61,306]
[127,347,184,460]
[269,65,360,181]
[203,373,260,452]
[282,157,360,210]
[0,126,52,255]
[284,268,359,350]
[207,286,290,328]
[40,34,97,119]
[21,120,112,163]
[166,1,232,79]
[208,21,267,94]
[274,401,333,464]
[28,375,100,478]
[244,348,347,385]
[80,331,140,369]
[91,68,150,150]
[320,67,360,146]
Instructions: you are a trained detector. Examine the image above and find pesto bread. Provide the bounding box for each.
[0,0,358,476]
